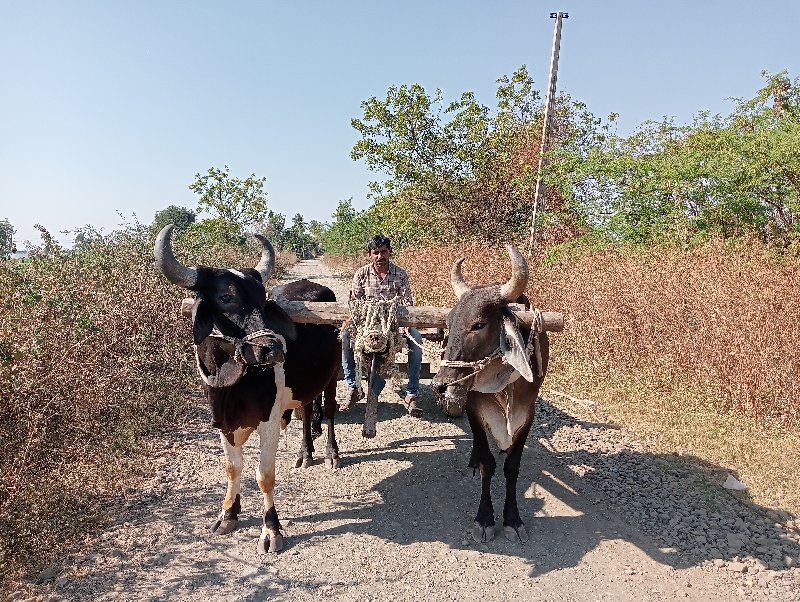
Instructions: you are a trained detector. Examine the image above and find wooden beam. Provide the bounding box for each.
[180,298,565,333]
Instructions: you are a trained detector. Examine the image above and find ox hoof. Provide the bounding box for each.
[504,524,529,543]
[362,425,376,438]
[471,522,495,543]
[325,457,341,470]
[294,456,313,468]
[210,517,239,535]
[258,532,284,554]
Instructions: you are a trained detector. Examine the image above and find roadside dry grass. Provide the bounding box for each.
[0,228,294,588]
[398,239,800,520]
[546,361,800,520]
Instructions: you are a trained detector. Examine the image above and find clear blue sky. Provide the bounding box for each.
[1,1,797,248]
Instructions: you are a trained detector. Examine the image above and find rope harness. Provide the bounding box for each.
[346,297,404,381]
[440,348,503,386]
[439,308,545,388]
[205,328,282,365]
[194,328,284,386]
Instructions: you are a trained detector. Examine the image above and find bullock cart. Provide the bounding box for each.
[181,297,564,332]
[180,297,564,435]
[166,221,565,550]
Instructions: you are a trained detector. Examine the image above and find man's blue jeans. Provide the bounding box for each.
[341,327,423,397]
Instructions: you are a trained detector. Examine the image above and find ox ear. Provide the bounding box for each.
[472,357,520,393]
[208,359,245,388]
[191,298,214,345]
[263,299,297,341]
[196,342,245,388]
[500,314,535,382]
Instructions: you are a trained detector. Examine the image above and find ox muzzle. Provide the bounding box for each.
[230,330,286,367]
[431,377,469,418]
[196,329,287,393]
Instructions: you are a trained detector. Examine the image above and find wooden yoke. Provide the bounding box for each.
[180,298,565,333]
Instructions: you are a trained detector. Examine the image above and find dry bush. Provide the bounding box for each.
[399,239,800,424]
[543,241,800,424]
[321,253,367,276]
[276,250,298,272]
[0,226,291,582]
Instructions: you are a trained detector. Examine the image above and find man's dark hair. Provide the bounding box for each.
[366,234,391,252]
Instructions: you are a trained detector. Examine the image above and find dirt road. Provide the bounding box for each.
[16,258,800,601]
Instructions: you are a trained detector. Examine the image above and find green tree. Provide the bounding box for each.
[350,65,595,245]
[264,210,287,250]
[0,219,15,259]
[189,166,268,240]
[308,220,326,255]
[322,199,375,257]
[152,205,196,235]
[283,213,316,258]
[553,70,800,246]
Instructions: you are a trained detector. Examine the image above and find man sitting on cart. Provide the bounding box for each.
[339,234,424,418]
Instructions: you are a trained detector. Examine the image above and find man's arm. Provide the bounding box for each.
[350,268,365,301]
[396,269,414,306]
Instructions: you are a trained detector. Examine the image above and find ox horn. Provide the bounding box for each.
[252,234,275,284]
[450,257,471,300]
[154,224,199,289]
[498,245,529,302]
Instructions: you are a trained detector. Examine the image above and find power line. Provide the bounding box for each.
[527,11,568,256]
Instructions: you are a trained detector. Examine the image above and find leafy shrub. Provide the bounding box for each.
[0,224,290,581]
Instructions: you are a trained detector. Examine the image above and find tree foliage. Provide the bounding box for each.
[321,199,375,257]
[350,65,596,247]
[264,210,287,250]
[189,166,268,241]
[282,213,315,258]
[151,205,196,235]
[552,70,800,247]
[0,219,15,259]
[347,66,800,254]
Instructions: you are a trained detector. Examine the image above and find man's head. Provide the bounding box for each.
[366,234,391,272]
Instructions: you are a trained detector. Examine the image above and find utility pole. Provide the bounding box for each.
[526,11,568,256]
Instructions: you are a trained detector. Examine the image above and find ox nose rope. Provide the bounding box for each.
[194,328,285,386]
[439,348,503,386]
[205,328,283,366]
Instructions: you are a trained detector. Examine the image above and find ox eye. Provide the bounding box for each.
[219,294,234,304]
[471,322,486,331]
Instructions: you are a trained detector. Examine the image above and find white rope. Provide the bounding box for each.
[347,297,404,381]
[439,348,503,386]
[404,333,425,350]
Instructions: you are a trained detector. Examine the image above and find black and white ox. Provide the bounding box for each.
[154,224,341,553]
[432,246,549,543]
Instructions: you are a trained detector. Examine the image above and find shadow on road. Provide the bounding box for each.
[284,395,799,580]
[56,392,799,600]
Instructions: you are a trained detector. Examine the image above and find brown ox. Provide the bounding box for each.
[432,246,549,543]
[154,225,341,553]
